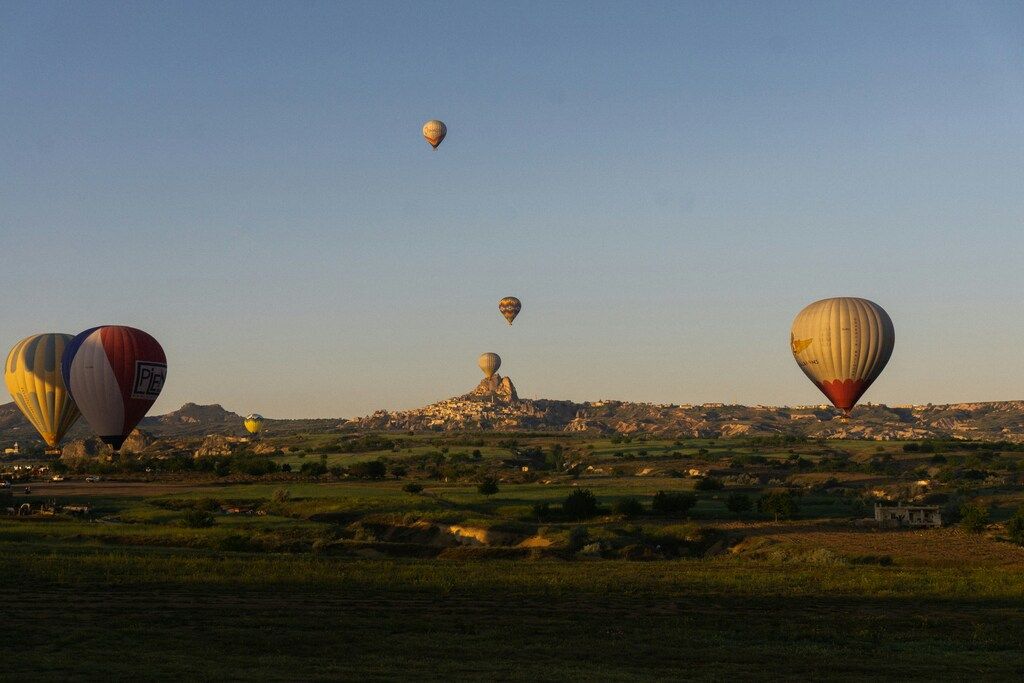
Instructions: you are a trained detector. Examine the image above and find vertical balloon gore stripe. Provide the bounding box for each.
[63,326,166,451]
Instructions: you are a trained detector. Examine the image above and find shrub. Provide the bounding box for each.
[1007,507,1024,546]
[402,483,424,494]
[299,461,328,476]
[280,463,292,472]
[695,476,723,491]
[182,509,215,528]
[613,497,644,520]
[651,491,696,517]
[348,460,387,479]
[960,501,989,533]
[389,465,408,478]
[563,488,599,520]
[477,477,500,496]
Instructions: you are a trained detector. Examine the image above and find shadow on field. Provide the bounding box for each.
[7,582,1023,680]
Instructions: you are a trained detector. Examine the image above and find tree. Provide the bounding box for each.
[563,488,599,520]
[348,460,387,479]
[651,491,696,517]
[477,477,499,496]
[960,501,989,533]
[727,492,752,517]
[758,492,798,521]
[402,483,424,494]
[1007,506,1024,546]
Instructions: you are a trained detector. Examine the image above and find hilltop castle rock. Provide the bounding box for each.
[467,374,518,402]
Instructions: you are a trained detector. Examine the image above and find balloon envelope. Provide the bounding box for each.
[244,413,264,436]
[422,120,446,149]
[5,333,81,448]
[498,297,521,325]
[478,352,500,379]
[62,326,167,450]
[790,297,894,414]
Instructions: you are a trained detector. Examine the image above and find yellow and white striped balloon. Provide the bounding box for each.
[790,297,895,414]
[5,333,81,447]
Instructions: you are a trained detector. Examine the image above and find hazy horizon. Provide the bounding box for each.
[3,1,1023,418]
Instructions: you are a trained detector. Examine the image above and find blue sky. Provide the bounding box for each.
[2,1,1023,417]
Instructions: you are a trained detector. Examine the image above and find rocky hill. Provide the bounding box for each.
[2,379,1024,444]
[349,378,1024,442]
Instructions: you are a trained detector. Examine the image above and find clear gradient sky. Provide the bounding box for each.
[2,1,1023,418]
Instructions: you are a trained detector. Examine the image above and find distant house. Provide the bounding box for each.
[874,503,942,528]
[3,443,19,455]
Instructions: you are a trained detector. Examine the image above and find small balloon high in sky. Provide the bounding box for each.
[498,297,522,325]
[422,120,446,149]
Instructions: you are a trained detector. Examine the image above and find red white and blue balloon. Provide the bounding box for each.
[62,326,167,450]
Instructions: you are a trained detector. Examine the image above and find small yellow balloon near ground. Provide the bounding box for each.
[244,413,264,436]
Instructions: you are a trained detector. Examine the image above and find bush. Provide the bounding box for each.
[960,501,989,533]
[1007,507,1024,546]
[651,491,697,517]
[402,483,424,494]
[726,492,752,517]
[477,477,500,496]
[563,488,600,520]
[182,509,215,528]
[694,476,723,491]
[348,460,387,479]
[299,461,328,477]
[532,501,552,521]
[613,497,644,520]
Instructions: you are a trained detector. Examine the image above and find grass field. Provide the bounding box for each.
[3,434,1024,679]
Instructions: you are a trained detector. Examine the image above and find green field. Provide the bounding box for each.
[2,433,1024,679]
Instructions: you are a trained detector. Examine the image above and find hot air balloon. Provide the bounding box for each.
[4,333,81,448]
[478,352,501,379]
[244,413,264,436]
[62,326,167,450]
[422,120,446,149]
[498,297,521,325]
[790,297,894,415]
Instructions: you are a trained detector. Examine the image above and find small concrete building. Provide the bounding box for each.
[874,503,942,528]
